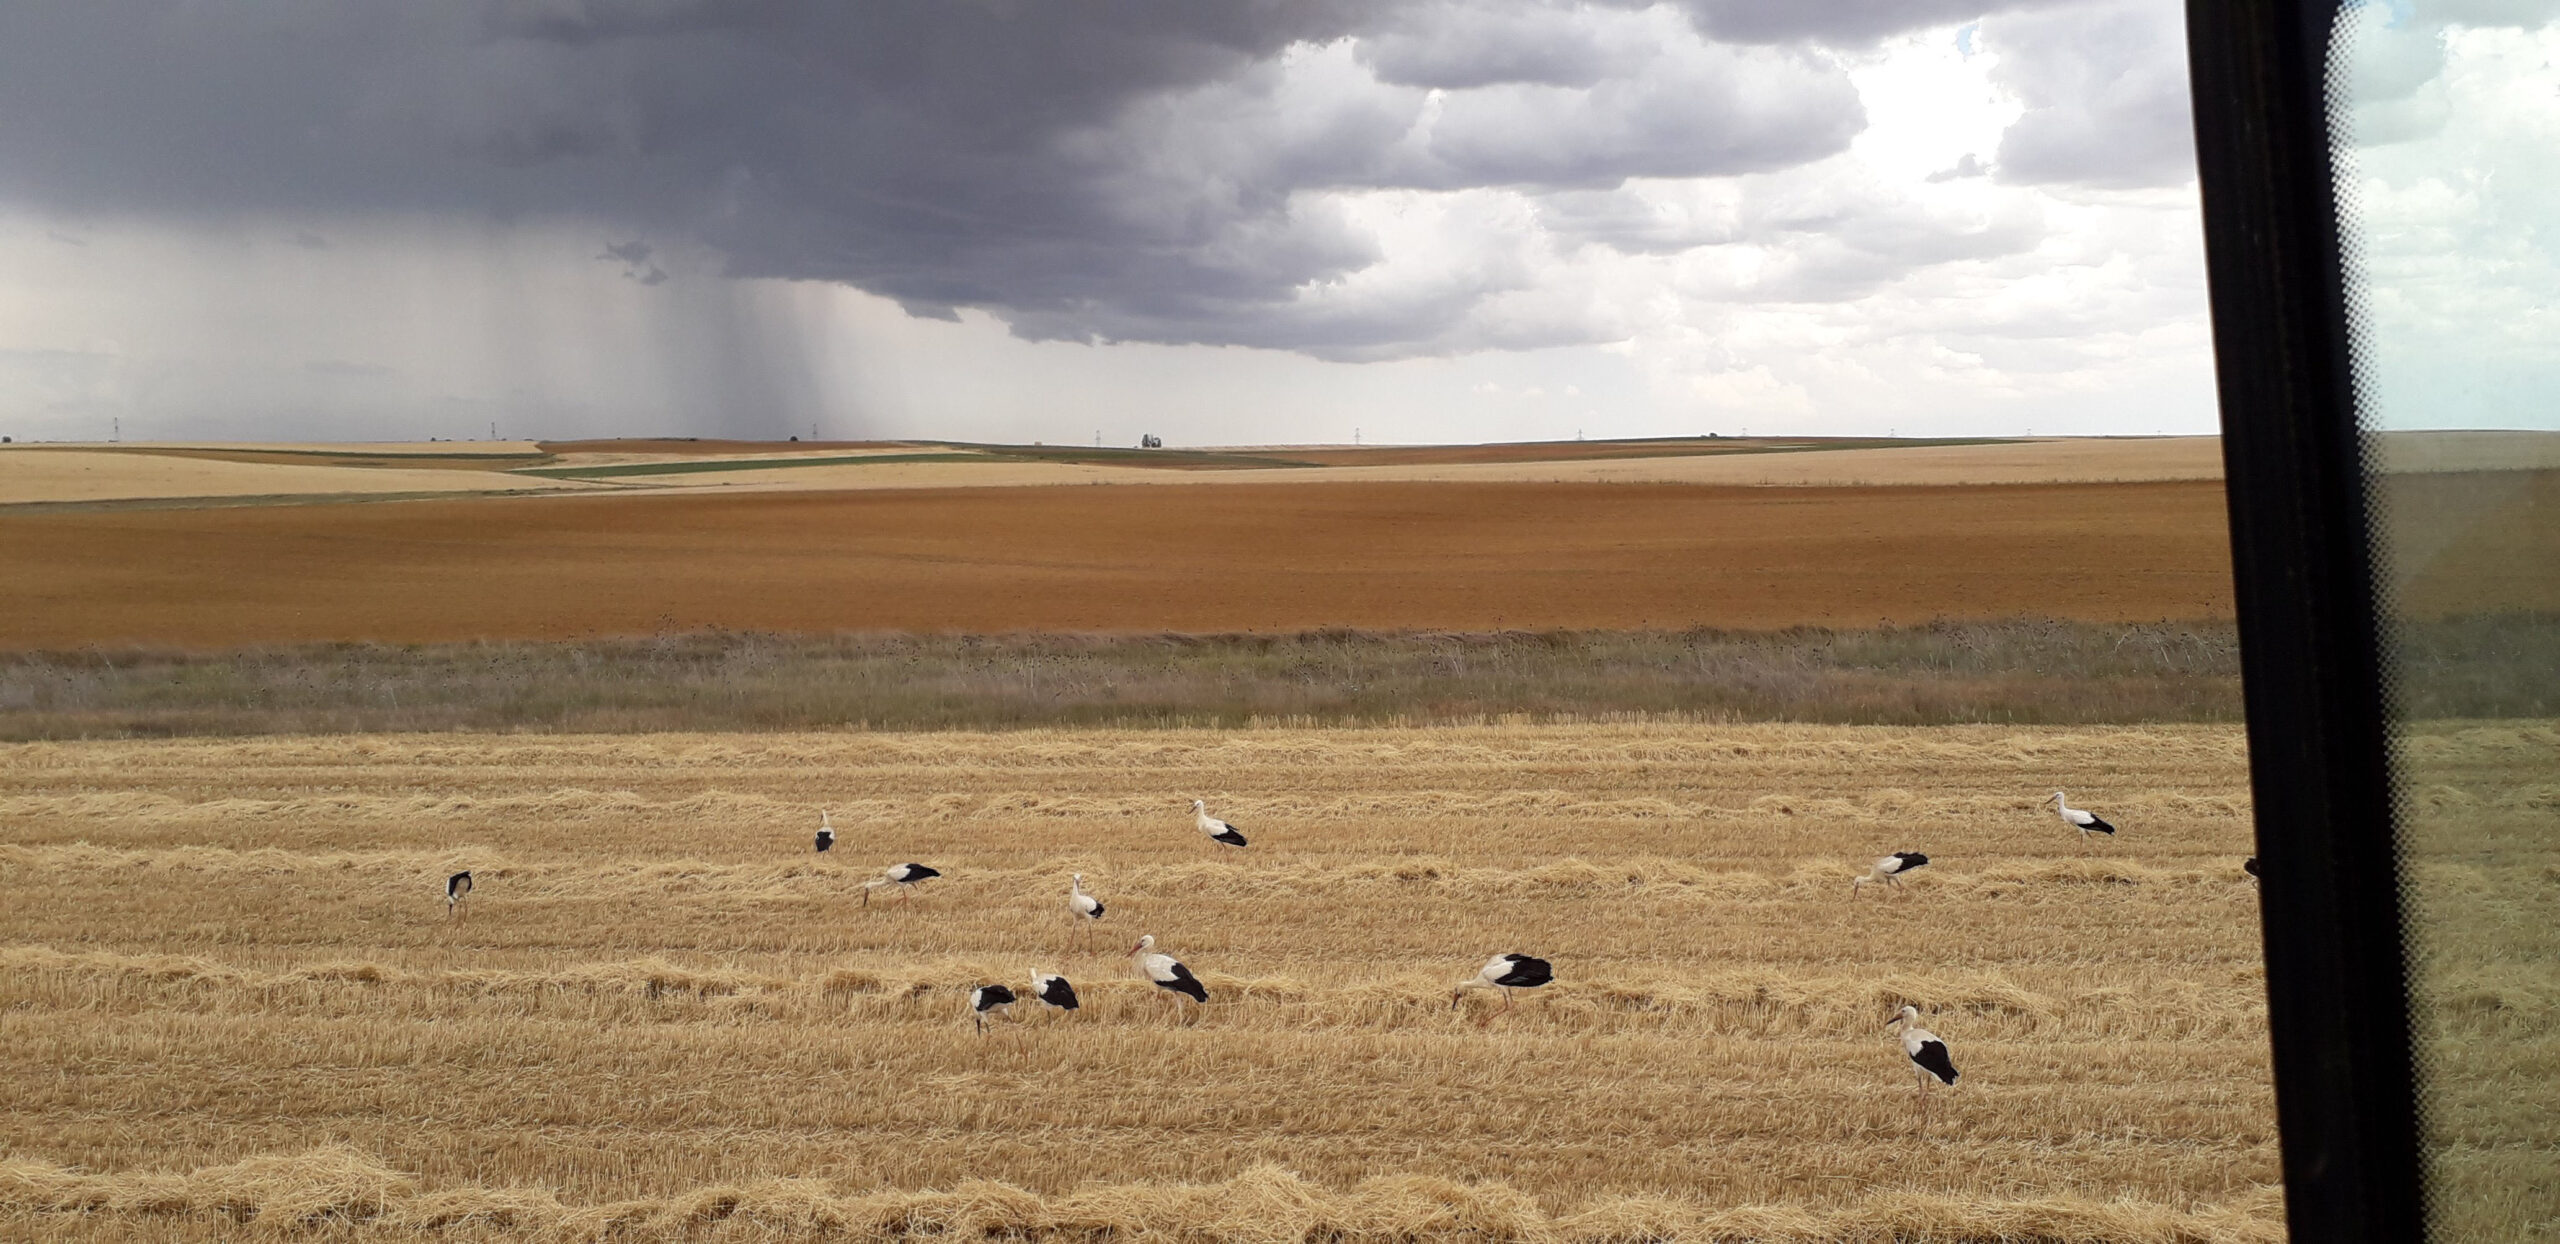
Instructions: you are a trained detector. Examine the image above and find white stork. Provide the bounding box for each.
[1129,934,1208,1020]
[968,983,1016,1034]
[1069,873,1106,949]
[445,870,473,920]
[2046,790,2116,846]
[1890,1004,1960,1124]
[1031,971,1080,1015]
[1452,953,1552,1018]
[862,862,941,906]
[1853,852,1930,896]
[814,810,835,854]
[1192,800,1248,848]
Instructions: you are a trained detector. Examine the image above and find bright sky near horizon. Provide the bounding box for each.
[0,2,2546,447]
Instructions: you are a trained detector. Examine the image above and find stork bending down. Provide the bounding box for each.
[1853,852,1929,896]
[862,862,940,906]
[1452,953,1552,1020]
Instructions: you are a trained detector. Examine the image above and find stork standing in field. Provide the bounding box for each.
[1192,800,1248,848]
[1853,852,1929,897]
[862,862,940,906]
[1452,953,1552,1020]
[1031,971,1080,1016]
[1129,934,1208,1020]
[445,870,473,920]
[2046,791,2116,847]
[968,983,1016,1034]
[814,811,835,854]
[1069,873,1106,949]
[1890,1005,1960,1126]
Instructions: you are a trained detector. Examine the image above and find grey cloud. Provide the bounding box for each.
[1744,207,2043,301]
[1423,46,1862,187]
[1987,0,2197,189]
[1355,1,1639,87]
[1671,0,2075,45]
[0,0,2145,363]
[1534,188,1740,253]
[600,238,669,283]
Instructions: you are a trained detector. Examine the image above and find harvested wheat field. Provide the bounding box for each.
[0,722,2285,1241]
[0,479,2235,649]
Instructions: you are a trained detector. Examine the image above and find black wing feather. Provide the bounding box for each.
[1210,828,1248,847]
[901,864,941,881]
[1161,962,1209,1002]
[814,831,833,852]
[1911,1039,1958,1085]
[974,984,1015,1010]
[2084,816,2116,835]
[1041,978,1080,1009]
[2243,856,2260,878]
[1494,955,1553,988]
[1891,852,1928,869]
[447,871,471,897]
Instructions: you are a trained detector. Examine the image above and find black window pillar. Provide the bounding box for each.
[2184,0,2424,1237]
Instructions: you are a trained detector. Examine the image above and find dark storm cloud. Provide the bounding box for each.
[1985,0,2197,189]
[1670,0,2073,45]
[0,1,2128,358]
[1354,1,1637,88]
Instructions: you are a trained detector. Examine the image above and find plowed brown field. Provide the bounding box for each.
[0,480,2232,649]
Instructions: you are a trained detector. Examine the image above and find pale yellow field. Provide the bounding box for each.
[0,449,592,504]
[0,723,2286,1241]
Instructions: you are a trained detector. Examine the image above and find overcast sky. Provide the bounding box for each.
[0,1,2542,446]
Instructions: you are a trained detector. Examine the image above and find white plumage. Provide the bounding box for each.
[2046,790,2116,845]
[1192,800,1248,848]
[1451,953,1553,1017]
[1129,933,1209,1019]
[1067,872,1106,950]
[862,861,941,906]
[1853,851,1929,896]
[1889,1004,1960,1124]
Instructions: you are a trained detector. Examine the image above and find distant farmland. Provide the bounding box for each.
[0,478,2236,649]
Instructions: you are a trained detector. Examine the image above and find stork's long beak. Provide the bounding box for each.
[1127,940,1145,956]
